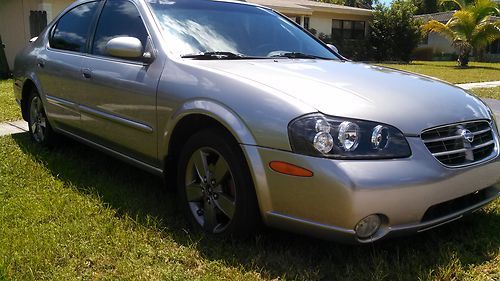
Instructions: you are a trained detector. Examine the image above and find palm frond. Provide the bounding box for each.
[469,0,500,24]
[439,0,466,10]
[447,10,476,39]
[422,20,456,41]
[471,20,500,49]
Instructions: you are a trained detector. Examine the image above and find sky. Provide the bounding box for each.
[376,0,394,6]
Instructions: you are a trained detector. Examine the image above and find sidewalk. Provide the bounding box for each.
[456,81,500,90]
[0,120,28,137]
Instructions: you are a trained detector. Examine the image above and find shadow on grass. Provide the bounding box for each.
[11,132,500,280]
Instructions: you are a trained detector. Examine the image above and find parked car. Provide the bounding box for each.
[13,0,499,243]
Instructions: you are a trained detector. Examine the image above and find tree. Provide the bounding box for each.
[412,0,439,14]
[370,0,423,62]
[422,0,500,67]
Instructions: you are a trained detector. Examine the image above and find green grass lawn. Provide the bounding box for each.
[0,68,499,279]
[0,134,499,280]
[471,87,500,100]
[377,61,500,84]
[0,79,21,122]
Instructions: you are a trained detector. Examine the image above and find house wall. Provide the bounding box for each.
[419,33,455,54]
[309,11,371,37]
[0,0,73,70]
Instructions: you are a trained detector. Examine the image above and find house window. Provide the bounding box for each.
[332,20,342,39]
[295,16,301,25]
[487,39,500,54]
[304,17,310,29]
[353,21,365,39]
[332,20,365,40]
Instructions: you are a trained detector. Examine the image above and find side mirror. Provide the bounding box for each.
[326,44,339,54]
[105,37,144,60]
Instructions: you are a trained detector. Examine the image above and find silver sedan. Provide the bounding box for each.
[13,0,499,243]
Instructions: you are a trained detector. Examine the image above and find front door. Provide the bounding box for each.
[79,0,161,166]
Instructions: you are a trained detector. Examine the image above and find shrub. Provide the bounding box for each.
[411,47,434,60]
[317,33,370,61]
[369,0,423,62]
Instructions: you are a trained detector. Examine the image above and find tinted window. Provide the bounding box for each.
[50,2,98,52]
[331,20,365,40]
[92,0,148,57]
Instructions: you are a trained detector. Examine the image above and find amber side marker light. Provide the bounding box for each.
[269,161,314,177]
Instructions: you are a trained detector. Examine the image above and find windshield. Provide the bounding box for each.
[147,0,339,59]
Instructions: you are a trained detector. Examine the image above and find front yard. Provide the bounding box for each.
[377,61,500,84]
[0,79,21,122]
[0,60,499,280]
[1,134,499,280]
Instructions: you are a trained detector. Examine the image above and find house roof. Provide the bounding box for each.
[415,10,500,23]
[415,11,456,22]
[249,0,313,14]
[247,0,373,16]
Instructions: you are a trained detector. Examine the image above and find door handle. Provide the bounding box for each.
[82,68,92,79]
[37,59,45,68]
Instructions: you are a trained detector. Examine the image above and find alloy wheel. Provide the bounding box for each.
[29,96,47,143]
[185,147,236,233]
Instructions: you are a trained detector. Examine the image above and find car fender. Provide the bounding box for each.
[163,98,258,155]
[161,98,274,218]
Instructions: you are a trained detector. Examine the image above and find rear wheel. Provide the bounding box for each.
[177,129,260,237]
[28,89,56,145]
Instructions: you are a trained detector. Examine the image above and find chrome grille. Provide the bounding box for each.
[421,120,498,167]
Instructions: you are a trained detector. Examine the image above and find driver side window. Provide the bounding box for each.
[92,0,149,58]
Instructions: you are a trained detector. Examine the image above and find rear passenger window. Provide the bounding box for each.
[50,2,99,52]
[92,0,149,58]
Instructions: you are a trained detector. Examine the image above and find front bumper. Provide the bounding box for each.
[241,137,500,243]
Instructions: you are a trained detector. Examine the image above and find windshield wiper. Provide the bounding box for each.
[269,52,332,60]
[181,51,251,60]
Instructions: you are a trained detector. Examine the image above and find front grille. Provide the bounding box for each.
[421,186,497,222]
[421,120,497,167]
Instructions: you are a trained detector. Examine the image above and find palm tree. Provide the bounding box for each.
[422,0,500,67]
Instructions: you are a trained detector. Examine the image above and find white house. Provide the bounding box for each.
[416,11,500,61]
[248,0,373,40]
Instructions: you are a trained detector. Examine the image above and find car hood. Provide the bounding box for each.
[190,59,491,135]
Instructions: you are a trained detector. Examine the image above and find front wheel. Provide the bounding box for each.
[177,129,261,237]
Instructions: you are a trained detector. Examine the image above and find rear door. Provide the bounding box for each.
[40,1,100,132]
[78,0,161,166]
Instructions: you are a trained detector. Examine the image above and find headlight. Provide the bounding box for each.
[288,114,411,159]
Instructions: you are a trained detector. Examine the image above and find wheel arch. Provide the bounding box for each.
[164,99,257,159]
[162,99,258,187]
[21,73,44,121]
[20,78,40,121]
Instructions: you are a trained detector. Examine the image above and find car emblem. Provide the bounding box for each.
[460,129,474,143]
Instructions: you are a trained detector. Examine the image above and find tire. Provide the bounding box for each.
[177,128,261,238]
[27,89,56,146]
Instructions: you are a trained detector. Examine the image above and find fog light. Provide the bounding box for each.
[355,215,381,239]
